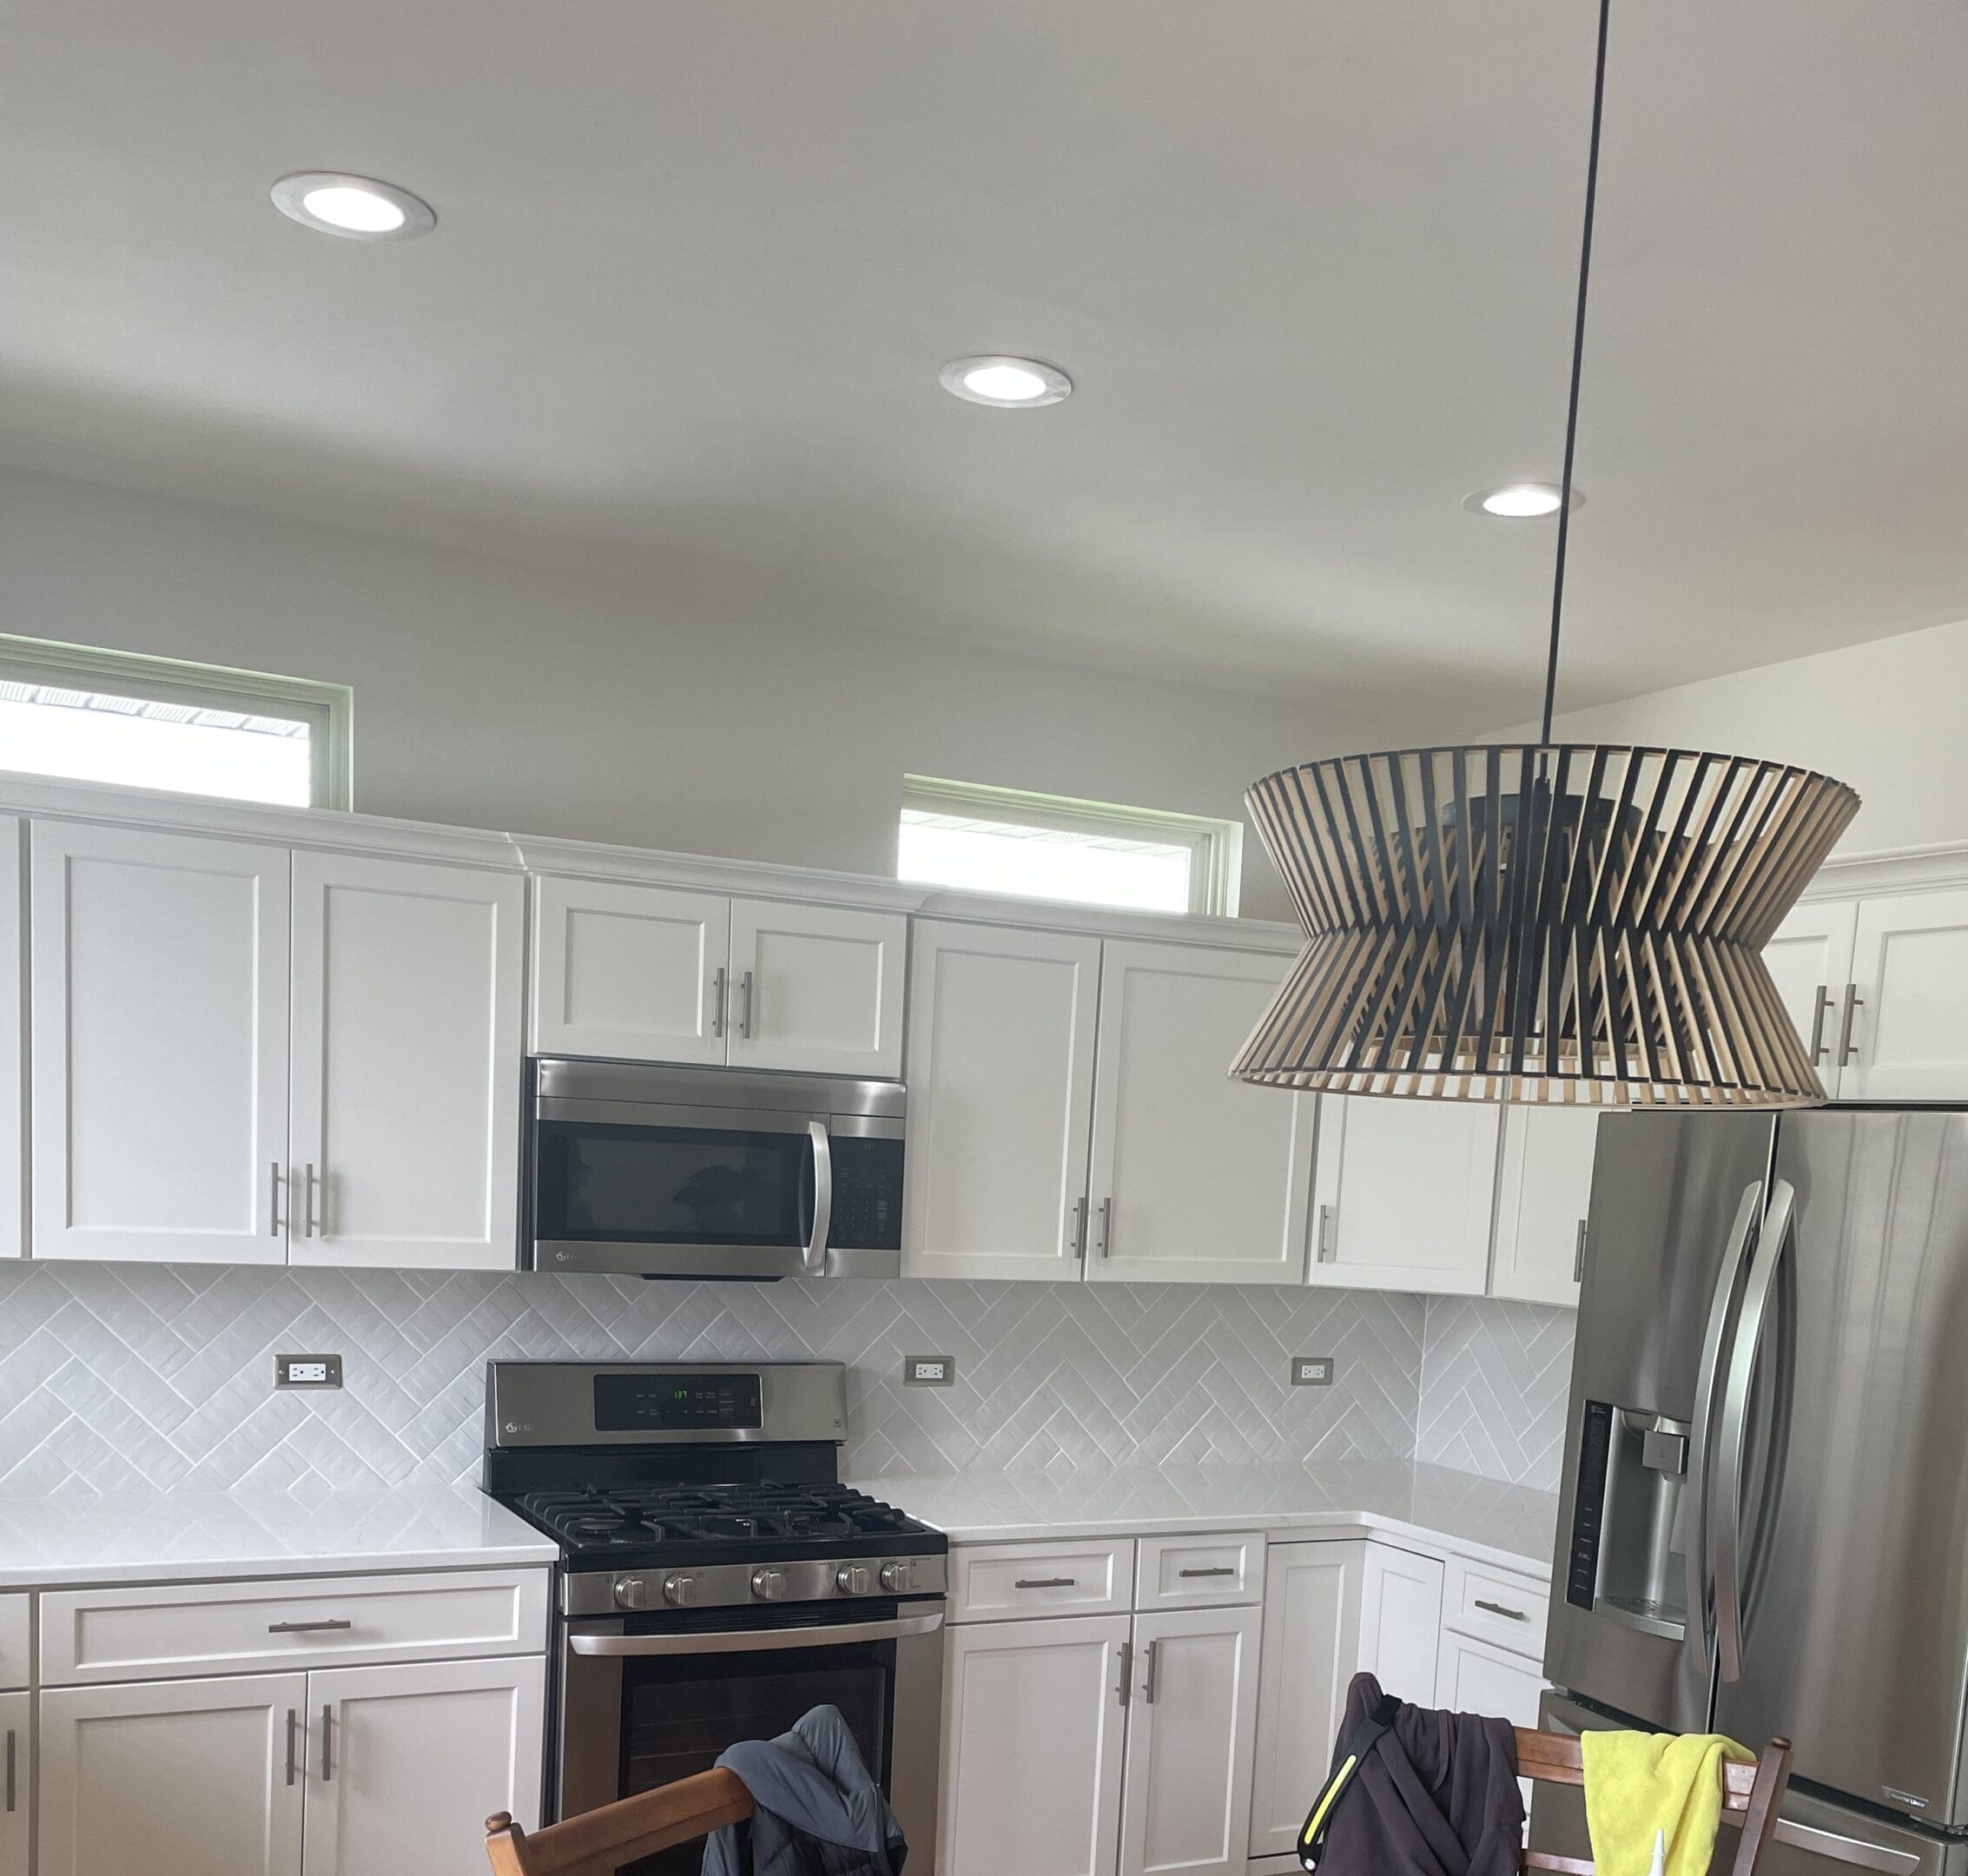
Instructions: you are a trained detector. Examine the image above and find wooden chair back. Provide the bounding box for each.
[485,1768,752,1876]
[1515,1729,1793,1876]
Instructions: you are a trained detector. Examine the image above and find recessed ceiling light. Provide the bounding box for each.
[1463,481,1582,519]
[939,355,1073,408]
[271,172,437,241]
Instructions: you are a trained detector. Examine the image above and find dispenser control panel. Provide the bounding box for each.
[1567,1398,1613,1608]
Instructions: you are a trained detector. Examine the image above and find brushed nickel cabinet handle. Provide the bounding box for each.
[1806,984,1833,1064]
[269,1160,282,1236]
[1179,1566,1238,1579]
[1014,1576,1075,1589]
[1070,1196,1088,1259]
[1474,1598,1527,1621]
[1142,1638,1159,1704]
[1095,1196,1113,1258]
[4,1727,15,1813]
[320,1704,334,1782]
[285,1708,299,1787]
[304,1162,319,1238]
[710,966,728,1039]
[1317,1203,1337,1263]
[739,969,756,1039]
[268,1618,353,1635]
[1115,1639,1132,1708]
[1838,983,1864,1067]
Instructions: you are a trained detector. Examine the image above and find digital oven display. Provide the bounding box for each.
[593,1372,763,1432]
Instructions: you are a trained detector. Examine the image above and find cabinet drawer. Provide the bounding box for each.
[0,1594,26,1690]
[40,1568,549,1685]
[950,1541,1134,1622]
[1443,1556,1549,1660]
[1136,1532,1265,1608]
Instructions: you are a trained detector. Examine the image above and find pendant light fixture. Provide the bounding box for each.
[1232,0,1859,1107]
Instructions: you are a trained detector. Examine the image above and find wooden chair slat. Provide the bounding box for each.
[485,1767,753,1876]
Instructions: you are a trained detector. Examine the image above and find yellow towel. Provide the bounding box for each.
[1580,1731,1756,1876]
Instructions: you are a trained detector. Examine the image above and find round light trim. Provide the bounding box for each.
[271,172,437,241]
[1463,481,1581,519]
[939,355,1073,408]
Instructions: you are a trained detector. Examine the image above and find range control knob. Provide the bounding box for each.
[663,1573,703,1608]
[878,1561,910,1594]
[614,1575,651,1611]
[751,1568,789,1602]
[835,1564,875,1597]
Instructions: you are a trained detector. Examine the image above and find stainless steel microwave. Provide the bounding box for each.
[526,1059,906,1280]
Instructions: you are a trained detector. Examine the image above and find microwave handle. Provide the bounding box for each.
[804,1121,834,1275]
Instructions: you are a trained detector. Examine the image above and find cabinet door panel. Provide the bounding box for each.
[727,900,905,1077]
[1088,941,1314,1286]
[290,853,523,1270]
[1843,888,1968,1101]
[902,921,1100,1281]
[302,1656,545,1876]
[1490,1107,1603,1306]
[1762,899,1858,1095]
[1249,1542,1364,1860]
[0,1690,25,1876]
[0,820,18,1263]
[39,1671,307,1876]
[1121,1606,1262,1876]
[531,876,730,1064]
[1308,1096,1499,1295]
[940,1615,1131,1876]
[1357,1545,1443,1706]
[30,822,290,1264]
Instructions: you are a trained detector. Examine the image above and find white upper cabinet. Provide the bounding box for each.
[531,876,729,1065]
[289,853,524,1271]
[529,877,904,1077]
[1764,897,1859,1092]
[1489,1106,1601,1306]
[902,921,1102,1281]
[0,819,20,1263]
[1840,887,1968,1101]
[30,822,292,1265]
[727,898,905,1078]
[1307,1095,1499,1296]
[1086,941,1315,1286]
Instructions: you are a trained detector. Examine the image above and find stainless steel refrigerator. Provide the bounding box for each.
[1536,1106,1968,1876]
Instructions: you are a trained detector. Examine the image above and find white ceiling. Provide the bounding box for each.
[4,2,1967,728]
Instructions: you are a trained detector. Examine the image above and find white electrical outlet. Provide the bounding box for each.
[1291,1356,1335,1387]
[904,1356,954,1387]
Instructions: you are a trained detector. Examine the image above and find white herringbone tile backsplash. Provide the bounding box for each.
[0,1263,1466,1496]
[1416,1295,1575,1492]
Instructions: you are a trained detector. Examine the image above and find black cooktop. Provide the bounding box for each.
[502,1479,945,1569]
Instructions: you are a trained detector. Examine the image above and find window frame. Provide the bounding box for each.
[0,635,353,809]
[899,774,1243,917]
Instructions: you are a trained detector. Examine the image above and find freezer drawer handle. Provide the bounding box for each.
[1740,1817,1921,1875]
[1473,1599,1527,1621]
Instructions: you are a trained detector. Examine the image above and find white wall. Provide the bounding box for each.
[0,467,1379,919]
[1502,615,1968,857]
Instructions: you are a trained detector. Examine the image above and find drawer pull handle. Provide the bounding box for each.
[1179,1567,1238,1579]
[1474,1599,1528,1621]
[1014,1577,1076,1590]
[268,1618,354,1635]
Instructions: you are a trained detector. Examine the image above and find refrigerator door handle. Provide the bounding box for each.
[1712,1177,1795,1684]
[1687,1180,1766,1666]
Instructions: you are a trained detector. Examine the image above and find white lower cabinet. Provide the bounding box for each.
[1433,1629,1544,1728]
[0,1690,27,1876]
[40,1670,308,1876]
[1119,1606,1262,1876]
[1247,1542,1363,1863]
[940,1614,1131,1876]
[1357,1544,1445,1706]
[37,1655,545,1876]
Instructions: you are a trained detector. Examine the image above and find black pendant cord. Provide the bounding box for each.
[1539,0,1612,746]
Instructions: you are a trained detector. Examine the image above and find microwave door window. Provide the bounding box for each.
[538,1122,807,1245]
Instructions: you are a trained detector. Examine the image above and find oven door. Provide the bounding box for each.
[558,1603,945,1875]
[532,1095,831,1279]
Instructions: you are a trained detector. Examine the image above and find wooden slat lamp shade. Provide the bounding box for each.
[1232,744,1859,1106]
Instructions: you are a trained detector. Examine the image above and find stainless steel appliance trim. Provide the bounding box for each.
[488,1359,849,1451]
[711,965,728,1039]
[1808,984,1833,1064]
[538,1095,822,1135]
[567,1612,943,1656]
[1712,1176,1794,1684]
[565,1554,948,1615]
[804,1121,832,1276]
[533,1058,907,1121]
[1116,1638,1133,1708]
[267,1619,353,1635]
[1474,1599,1528,1621]
[1686,1180,1765,1664]
[534,1239,816,1279]
[1839,984,1865,1067]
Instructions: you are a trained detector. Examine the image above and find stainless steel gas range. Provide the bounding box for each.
[482,1360,948,1876]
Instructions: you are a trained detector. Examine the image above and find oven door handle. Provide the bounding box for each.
[568,1612,943,1656]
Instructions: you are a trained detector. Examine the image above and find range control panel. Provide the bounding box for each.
[594,1371,763,1432]
[1567,1398,1613,1608]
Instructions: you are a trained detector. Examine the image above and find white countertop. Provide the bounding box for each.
[849,1461,1560,1575]
[0,1484,558,1589]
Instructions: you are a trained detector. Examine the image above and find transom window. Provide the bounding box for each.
[0,637,351,809]
[897,776,1241,916]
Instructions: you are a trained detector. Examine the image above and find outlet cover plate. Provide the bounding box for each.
[904,1356,955,1387]
[1291,1356,1335,1388]
[275,1353,344,1390]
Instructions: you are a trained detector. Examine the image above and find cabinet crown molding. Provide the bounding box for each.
[1800,839,1968,902]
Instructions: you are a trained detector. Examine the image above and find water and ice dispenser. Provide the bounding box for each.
[1566,1398,1693,1640]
